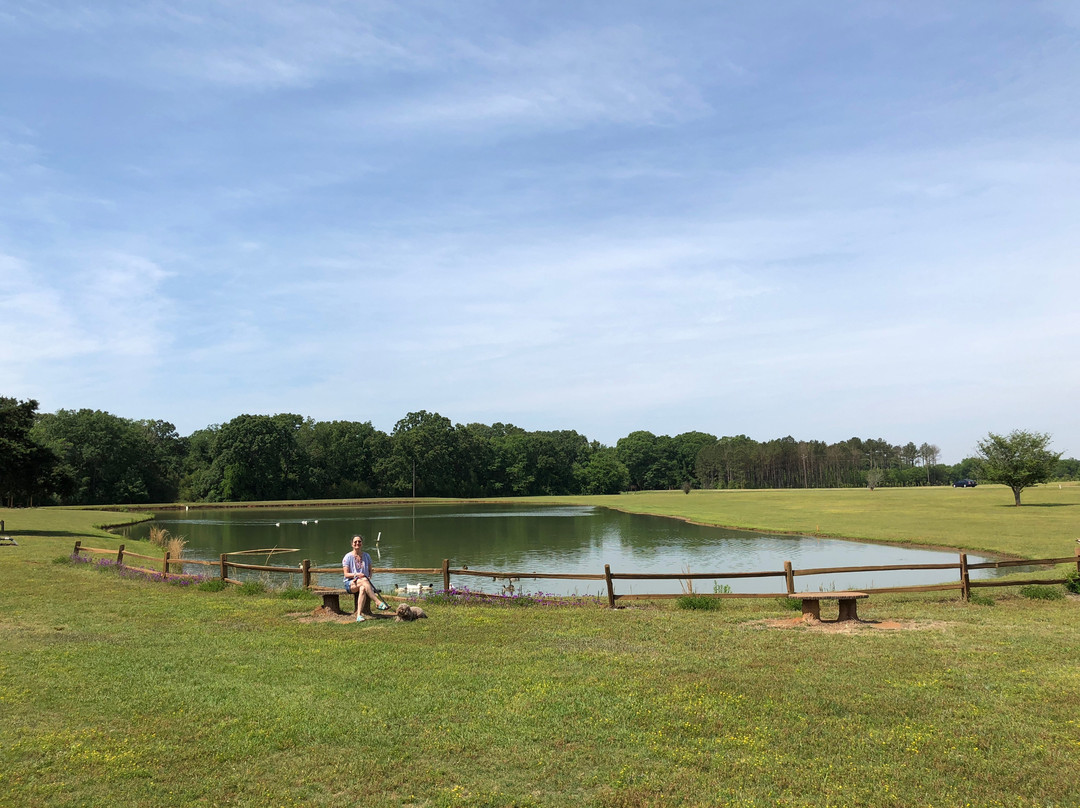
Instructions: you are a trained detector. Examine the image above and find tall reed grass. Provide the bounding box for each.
[147,524,186,570]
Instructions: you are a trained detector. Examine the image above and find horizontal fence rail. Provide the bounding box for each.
[71,541,1080,608]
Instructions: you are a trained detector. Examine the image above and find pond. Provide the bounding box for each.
[117,503,1018,597]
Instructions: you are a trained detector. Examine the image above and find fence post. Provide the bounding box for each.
[1075,546,1080,575]
[116,544,125,566]
[784,561,795,595]
[604,564,616,609]
[73,540,82,556]
[301,559,311,589]
[163,551,170,575]
[442,559,451,592]
[959,553,970,601]
[219,553,227,582]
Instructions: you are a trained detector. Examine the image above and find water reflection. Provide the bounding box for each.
[119,503,1015,596]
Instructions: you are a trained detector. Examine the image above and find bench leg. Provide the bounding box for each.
[321,593,343,613]
[801,599,820,621]
[837,599,859,622]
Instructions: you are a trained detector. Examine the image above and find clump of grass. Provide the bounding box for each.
[968,592,995,606]
[279,586,315,600]
[166,534,186,560]
[713,582,732,594]
[1020,584,1065,601]
[147,524,169,548]
[679,564,694,596]
[52,555,72,565]
[676,595,723,611]
[776,597,802,611]
[148,524,187,572]
[197,579,227,592]
[1065,569,1079,595]
[238,580,267,596]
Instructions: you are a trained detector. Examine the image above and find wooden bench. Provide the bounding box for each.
[316,587,388,615]
[319,591,362,614]
[792,591,868,622]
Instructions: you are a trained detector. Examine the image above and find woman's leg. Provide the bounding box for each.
[359,576,389,609]
[349,579,372,615]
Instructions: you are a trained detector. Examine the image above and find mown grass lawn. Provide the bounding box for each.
[2,495,1079,807]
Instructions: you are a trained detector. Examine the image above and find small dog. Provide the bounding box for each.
[395,603,428,622]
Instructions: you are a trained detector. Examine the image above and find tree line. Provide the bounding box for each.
[1,396,1076,507]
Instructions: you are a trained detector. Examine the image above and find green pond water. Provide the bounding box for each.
[117,503,1016,597]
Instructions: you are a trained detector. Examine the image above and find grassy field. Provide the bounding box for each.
[2,491,1079,807]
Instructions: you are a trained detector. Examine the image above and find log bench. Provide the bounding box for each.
[792,591,868,622]
[315,587,387,615]
[319,590,362,614]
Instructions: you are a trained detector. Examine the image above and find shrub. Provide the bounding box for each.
[1065,569,1080,595]
[1020,585,1065,601]
[238,580,267,596]
[197,579,227,593]
[676,595,723,611]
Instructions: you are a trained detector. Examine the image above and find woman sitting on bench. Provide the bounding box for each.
[343,534,390,621]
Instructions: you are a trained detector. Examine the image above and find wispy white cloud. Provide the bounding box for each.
[0,250,172,379]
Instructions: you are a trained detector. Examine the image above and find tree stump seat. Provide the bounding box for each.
[792,591,868,622]
[315,590,362,615]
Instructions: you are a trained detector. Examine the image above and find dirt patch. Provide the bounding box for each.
[751,616,951,633]
[288,606,397,625]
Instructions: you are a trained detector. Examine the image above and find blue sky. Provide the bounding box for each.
[2,1,1078,462]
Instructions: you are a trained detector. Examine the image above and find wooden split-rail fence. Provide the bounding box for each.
[71,541,1080,607]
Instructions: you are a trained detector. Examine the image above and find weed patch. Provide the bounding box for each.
[1020,584,1065,601]
[1065,569,1080,594]
[279,585,315,600]
[238,580,266,595]
[676,595,723,611]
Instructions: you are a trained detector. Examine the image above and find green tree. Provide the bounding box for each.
[32,409,160,505]
[1052,457,1080,480]
[1,397,63,507]
[205,414,308,502]
[302,420,390,498]
[178,426,219,501]
[975,430,1061,506]
[376,411,460,497]
[580,448,630,494]
[672,431,716,489]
